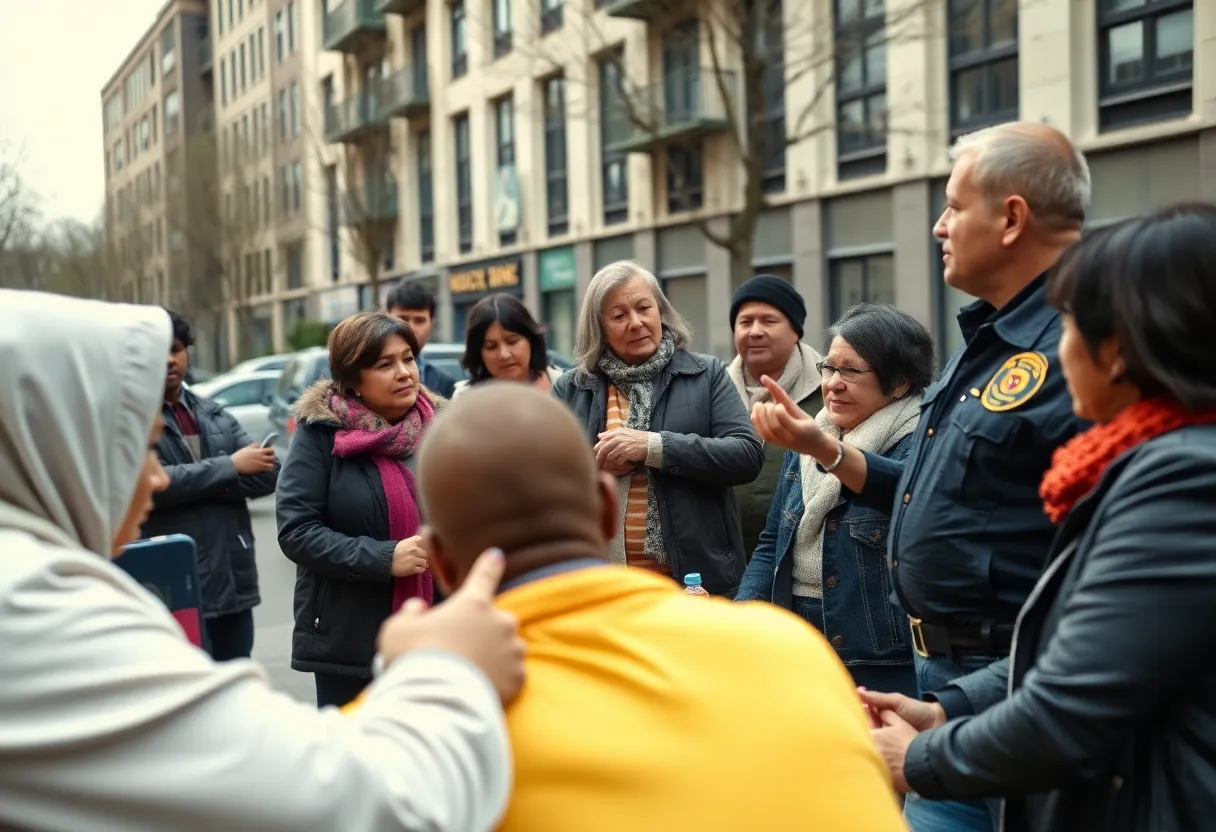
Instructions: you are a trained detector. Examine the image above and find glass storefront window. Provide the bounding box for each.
[542,290,577,361]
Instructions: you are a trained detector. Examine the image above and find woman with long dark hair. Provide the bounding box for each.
[453,294,564,397]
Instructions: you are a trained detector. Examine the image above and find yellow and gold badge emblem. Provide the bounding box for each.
[980,352,1049,412]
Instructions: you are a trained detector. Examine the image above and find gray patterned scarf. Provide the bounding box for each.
[597,329,677,561]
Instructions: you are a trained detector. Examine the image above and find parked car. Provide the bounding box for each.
[419,343,572,383]
[268,347,330,448]
[226,353,293,376]
[190,370,282,445]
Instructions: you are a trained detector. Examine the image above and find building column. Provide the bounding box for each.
[437,270,454,342]
[791,199,826,347]
[522,249,540,316]
[574,239,594,308]
[633,227,657,270]
[892,179,934,330]
[703,218,733,359]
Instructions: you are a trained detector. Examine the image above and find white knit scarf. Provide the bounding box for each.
[791,395,922,598]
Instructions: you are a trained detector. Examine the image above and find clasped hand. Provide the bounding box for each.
[858,688,947,793]
[594,428,649,476]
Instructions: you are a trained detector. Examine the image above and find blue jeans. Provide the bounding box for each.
[902,652,999,832]
[792,596,918,697]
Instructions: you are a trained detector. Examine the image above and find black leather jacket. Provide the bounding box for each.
[904,423,1216,832]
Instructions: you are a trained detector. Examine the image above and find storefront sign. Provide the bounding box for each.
[538,246,577,293]
[447,257,523,297]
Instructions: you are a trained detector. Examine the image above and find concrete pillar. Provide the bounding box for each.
[892,179,933,330]
[791,199,826,347]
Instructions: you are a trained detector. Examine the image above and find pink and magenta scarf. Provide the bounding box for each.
[326,385,435,612]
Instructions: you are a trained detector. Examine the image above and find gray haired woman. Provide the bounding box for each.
[552,260,764,596]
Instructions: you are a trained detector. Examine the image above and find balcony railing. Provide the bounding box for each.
[375,0,425,16]
[199,36,212,75]
[343,180,399,225]
[380,68,429,119]
[324,89,389,144]
[323,0,387,53]
[604,67,735,155]
[601,0,666,20]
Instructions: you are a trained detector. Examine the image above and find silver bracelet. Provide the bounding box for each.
[815,440,845,474]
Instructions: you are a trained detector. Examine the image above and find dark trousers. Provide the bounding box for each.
[315,673,370,709]
[205,609,255,662]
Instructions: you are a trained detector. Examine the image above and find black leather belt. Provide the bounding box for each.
[908,616,1015,660]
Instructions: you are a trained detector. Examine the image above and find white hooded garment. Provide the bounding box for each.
[0,291,511,832]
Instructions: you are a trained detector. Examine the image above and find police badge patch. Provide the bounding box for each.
[981,352,1049,412]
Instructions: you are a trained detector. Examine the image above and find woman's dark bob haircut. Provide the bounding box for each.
[462,293,549,384]
[826,304,936,397]
[1047,202,1216,409]
[327,310,421,395]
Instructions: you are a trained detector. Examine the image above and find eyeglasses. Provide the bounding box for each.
[815,361,874,383]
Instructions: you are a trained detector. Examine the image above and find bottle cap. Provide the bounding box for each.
[684,573,702,586]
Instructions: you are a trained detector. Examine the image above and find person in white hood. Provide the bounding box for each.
[0,290,524,832]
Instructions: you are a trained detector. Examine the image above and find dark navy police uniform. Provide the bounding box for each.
[856,273,1087,659]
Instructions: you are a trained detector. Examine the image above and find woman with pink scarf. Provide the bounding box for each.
[278,311,446,708]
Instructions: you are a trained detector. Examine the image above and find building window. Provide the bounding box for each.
[598,53,629,226]
[451,0,468,79]
[263,173,272,222]
[667,146,703,213]
[417,131,435,263]
[161,22,177,75]
[758,0,786,193]
[239,42,247,92]
[542,76,569,236]
[495,96,516,246]
[1097,0,1193,131]
[285,242,304,289]
[164,90,180,135]
[287,2,298,53]
[290,83,300,136]
[541,0,562,33]
[278,89,289,139]
[454,114,473,254]
[229,52,237,101]
[492,0,511,57]
[949,0,1018,134]
[829,253,895,319]
[257,27,266,79]
[835,0,887,179]
[325,164,339,280]
[281,161,301,214]
[275,11,285,61]
[263,249,273,293]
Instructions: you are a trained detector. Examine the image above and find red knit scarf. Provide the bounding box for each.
[1040,397,1216,524]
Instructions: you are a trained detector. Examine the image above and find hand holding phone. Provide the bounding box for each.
[233,442,276,474]
[259,432,279,449]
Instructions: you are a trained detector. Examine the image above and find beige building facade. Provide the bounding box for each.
[107,0,1214,367]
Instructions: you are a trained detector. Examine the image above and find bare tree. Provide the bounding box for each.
[38,216,121,300]
[168,124,262,360]
[507,0,937,285]
[0,139,42,289]
[307,81,398,306]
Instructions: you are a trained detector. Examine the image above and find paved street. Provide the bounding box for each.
[248,495,314,703]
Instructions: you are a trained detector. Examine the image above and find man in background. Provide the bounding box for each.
[142,309,279,660]
[726,275,823,556]
[386,282,458,399]
[413,383,906,831]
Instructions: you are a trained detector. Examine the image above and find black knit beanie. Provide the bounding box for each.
[729,275,806,338]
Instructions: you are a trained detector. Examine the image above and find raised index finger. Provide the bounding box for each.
[455,547,506,601]
[760,375,801,413]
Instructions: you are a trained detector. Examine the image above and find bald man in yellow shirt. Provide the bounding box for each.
[358,383,906,832]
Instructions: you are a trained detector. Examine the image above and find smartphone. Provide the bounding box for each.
[116,534,207,650]
[260,432,278,449]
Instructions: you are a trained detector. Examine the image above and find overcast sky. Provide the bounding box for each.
[0,0,166,225]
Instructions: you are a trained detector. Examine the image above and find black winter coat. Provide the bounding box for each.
[276,380,445,678]
[905,423,1216,832]
[552,349,764,597]
[142,389,279,618]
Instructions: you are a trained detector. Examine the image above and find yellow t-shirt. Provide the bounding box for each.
[493,565,906,831]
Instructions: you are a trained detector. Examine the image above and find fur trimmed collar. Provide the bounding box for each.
[293,379,449,426]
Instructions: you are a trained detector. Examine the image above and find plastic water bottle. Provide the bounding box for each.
[683,573,709,597]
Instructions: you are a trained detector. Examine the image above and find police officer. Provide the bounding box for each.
[748,121,1090,832]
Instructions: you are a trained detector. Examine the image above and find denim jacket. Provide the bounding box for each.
[736,435,915,668]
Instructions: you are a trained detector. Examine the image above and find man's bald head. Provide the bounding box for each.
[950,121,1090,231]
[418,383,614,589]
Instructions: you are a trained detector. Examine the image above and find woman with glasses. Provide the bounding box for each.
[737,304,935,696]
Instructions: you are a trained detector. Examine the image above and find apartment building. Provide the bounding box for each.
[105,0,1214,366]
[100,0,212,327]
[207,0,314,361]
[301,0,1213,364]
